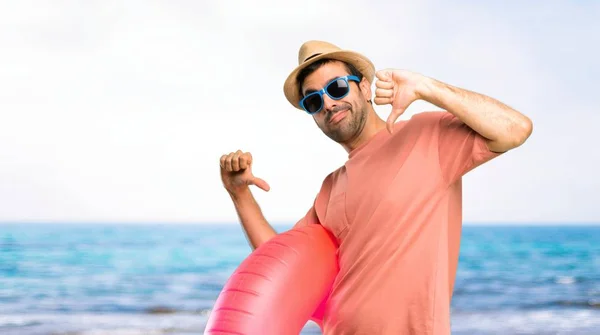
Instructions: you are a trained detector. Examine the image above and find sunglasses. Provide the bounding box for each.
[299,75,360,114]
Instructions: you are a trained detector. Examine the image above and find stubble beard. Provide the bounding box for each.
[323,102,367,144]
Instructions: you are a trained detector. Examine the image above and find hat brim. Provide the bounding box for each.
[283,50,375,110]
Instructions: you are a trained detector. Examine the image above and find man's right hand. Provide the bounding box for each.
[219,150,270,195]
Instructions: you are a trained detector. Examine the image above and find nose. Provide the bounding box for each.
[322,93,337,113]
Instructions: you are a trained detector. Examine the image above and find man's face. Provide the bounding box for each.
[301,61,369,143]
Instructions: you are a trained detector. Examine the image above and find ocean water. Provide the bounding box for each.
[1,223,599,335]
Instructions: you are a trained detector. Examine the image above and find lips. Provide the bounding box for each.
[329,109,349,125]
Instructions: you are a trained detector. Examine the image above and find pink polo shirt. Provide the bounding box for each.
[294,111,501,334]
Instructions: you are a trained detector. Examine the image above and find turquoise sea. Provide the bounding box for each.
[1,223,599,334]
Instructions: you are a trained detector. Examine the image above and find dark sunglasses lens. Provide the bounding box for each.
[303,94,323,113]
[327,79,350,98]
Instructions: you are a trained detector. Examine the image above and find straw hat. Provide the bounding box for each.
[283,40,376,110]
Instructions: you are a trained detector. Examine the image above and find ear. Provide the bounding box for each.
[359,77,372,102]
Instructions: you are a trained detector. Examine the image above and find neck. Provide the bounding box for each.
[341,108,387,153]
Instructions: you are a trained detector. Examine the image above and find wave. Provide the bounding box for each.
[143,306,211,315]
[452,309,600,335]
[0,312,322,335]
[0,313,206,335]
[550,300,600,308]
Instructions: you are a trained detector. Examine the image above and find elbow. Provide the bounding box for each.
[491,116,533,152]
[505,115,533,149]
[514,116,533,146]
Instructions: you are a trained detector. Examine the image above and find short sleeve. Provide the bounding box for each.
[292,204,319,229]
[437,112,502,184]
[292,173,334,229]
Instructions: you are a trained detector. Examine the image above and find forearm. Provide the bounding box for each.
[419,77,533,152]
[229,188,278,250]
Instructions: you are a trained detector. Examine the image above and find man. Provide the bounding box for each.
[219,41,532,334]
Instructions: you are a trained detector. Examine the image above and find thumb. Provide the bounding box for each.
[250,177,271,192]
[386,107,404,134]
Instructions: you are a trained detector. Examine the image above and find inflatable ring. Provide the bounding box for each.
[204,223,339,335]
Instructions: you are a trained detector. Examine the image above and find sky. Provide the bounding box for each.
[0,1,598,224]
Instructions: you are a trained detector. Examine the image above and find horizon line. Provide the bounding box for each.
[1,221,599,226]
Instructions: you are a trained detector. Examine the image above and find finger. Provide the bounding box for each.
[375,70,392,82]
[375,80,394,89]
[219,155,227,169]
[386,108,405,134]
[239,152,252,170]
[231,150,242,171]
[251,177,271,192]
[225,153,234,171]
[239,155,248,170]
[374,97,392,105]
[375,88,393,98]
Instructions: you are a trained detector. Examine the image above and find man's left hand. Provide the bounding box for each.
[374,69,427,133]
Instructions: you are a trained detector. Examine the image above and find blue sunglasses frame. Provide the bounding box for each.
[299,75,360,114]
